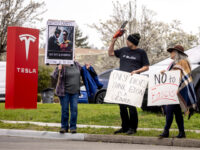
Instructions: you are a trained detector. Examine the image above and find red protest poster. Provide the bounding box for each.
[5,26,39,109]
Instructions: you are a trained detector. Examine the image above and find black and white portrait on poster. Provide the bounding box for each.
[45,20,75,64]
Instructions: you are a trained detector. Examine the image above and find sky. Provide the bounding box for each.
[39,0,200,49]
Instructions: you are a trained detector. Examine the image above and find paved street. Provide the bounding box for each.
[0,135,200,150]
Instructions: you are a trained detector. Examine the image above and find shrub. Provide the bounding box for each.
[38,65,54,93]
[37,93,42,102]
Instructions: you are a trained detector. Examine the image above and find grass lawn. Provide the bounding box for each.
[0,103,200,130]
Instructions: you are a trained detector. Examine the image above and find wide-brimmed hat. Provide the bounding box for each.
[167,45,188,57]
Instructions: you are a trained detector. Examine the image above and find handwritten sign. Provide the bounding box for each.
[104,70,148,107]
[148,71,180,106]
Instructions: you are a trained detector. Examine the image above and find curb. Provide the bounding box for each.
[85,134,173,146]
[0,129,84,140]
[1,129,200,148]
[85,134,200,148]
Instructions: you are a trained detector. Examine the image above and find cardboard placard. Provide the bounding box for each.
[104,70,148,107]
[148,71,180,106]
[45,20,75,64]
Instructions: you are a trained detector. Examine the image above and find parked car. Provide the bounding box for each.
[78,68,117,104]
[78,86,88,103]
[0,61,6,102]
[94,68,118,104]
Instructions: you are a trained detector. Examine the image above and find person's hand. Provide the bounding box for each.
[160,70,166,74]
[85,63,91,69]
[58,65,62,70]
[112,37,118,43]
[131,70,137,75]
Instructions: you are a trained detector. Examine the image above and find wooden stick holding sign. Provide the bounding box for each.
[148,70,180,106]
[104,70,148,107]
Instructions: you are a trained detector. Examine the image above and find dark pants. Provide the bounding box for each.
[164,104,184,132]
[119,104,138,131]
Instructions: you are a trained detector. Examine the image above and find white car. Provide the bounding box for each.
[0,61,6,101]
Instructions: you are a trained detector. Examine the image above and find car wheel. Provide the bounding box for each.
[95,91,106,104]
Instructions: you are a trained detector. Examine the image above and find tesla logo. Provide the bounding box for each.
[19,34,36,60]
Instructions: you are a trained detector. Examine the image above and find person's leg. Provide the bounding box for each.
[114,104,129,134]
[174,105,185,138]
[59,93,70,132]
[69,93,79,133]
[160,105,174,137]
[128,106,138,134]
[120,104,130,131]
[164,105,174,131]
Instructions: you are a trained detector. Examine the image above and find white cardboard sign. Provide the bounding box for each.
[104,70,148,107]
[148,71,180,106]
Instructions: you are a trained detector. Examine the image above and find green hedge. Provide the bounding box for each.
[38,65,54,93]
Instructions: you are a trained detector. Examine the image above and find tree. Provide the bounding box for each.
[165,20,199,50]
[75,26,90,48]
[90,1,199,63]
[0,0,46,59]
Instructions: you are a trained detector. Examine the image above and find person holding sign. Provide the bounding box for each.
[108,33,150,135]
[52,62,82,134]
[159,45,197,138]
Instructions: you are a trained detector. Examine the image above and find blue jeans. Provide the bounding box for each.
[59,93,79,130]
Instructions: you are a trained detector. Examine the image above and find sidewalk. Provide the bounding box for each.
[1,128,200,148]
[2,120,200,133]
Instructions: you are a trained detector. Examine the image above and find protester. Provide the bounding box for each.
[48,26,61,51]
[52,61,82,134]
[108,33,150,135]
[159,45,197,138]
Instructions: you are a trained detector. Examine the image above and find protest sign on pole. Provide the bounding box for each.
[104,70,148,107]
[45,20,75,65]
[148,70,180,106]
[6,26,39,109]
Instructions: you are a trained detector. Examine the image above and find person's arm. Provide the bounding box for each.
[51,65,61,80]
[108,38,117,56]
[131,65,149,75]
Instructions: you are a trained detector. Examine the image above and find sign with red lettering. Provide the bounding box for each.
[5,26,39,109]
[148,71,180,106]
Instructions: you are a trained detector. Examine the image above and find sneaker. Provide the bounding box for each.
[59,128,68,134]
[126,128,137,135]
[70,129,77,134]
[159,130,169,138]
[114,128,128,134]
[176,131,186,138]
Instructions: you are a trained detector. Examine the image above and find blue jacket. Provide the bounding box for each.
[81,66,103,99]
